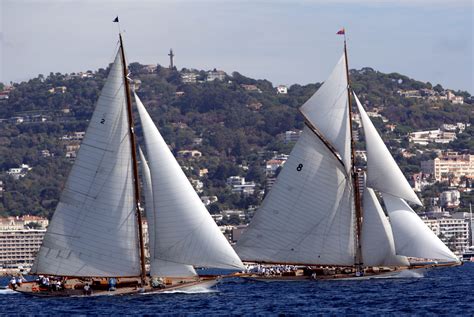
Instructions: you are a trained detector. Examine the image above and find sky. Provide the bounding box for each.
[1,0,473,93]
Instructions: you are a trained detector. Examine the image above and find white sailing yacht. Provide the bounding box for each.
[14,33,243,296]
[235,39,459,280]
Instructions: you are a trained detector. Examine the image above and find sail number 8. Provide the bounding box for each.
[296,163,303,172]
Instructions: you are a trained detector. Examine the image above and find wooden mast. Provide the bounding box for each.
[343,31,364,271]
[119,33,147,286]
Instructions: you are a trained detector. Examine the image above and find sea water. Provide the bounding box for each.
[1,263,473,315]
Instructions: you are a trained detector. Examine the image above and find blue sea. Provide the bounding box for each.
[1,263,473,315]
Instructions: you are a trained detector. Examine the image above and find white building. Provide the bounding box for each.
[283,130,302,143]
[201,196,218,206]
[421,152,474,183]
[6,164,32,180]
[207,70,226,81]
[227,176,246,186]
[0,216,49,272]
[440,190,461,209]
[409,129,456,145]
[181,72,198,83]
[276,85,288,94]
[423,217,470,253]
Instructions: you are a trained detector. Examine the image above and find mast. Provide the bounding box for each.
[343,32,364,270]
[119,33,147,285]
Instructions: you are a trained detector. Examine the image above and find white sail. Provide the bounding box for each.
[235,126,355,265]
[139,148,197,277]
[361,188,409,267]
[383,194,459,262]
[135,93,244,271]
[31,49,140,277]
[300,54,351,172]
[354,93,422,206]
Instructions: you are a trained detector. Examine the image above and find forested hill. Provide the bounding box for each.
[0,63,472,218]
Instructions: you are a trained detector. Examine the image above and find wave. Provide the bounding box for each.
[0,288,18,295]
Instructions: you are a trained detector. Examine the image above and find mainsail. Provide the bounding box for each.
[139,148,197,277]
[235,126,355,266]
[361,188,409,267]
[383,194,459,262]
[135,93,244,271]
[31,49,140,277]
[354,93,422,205]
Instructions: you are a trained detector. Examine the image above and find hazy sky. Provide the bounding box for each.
[1,0,473,92]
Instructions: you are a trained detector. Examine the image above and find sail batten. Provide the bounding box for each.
[135,93,244,271]
[31,49,140,277]
[354,93,422,205]
[235,126,355,265]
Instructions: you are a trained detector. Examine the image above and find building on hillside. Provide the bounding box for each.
[181,72,198,83]
[283,130,302,143]
[447,91,464,104]
[177,150,202,159]
[440,190,461,209]
[6,164,32,180]
[190,179,204,193]
[206,70,226,81]
[409,129,456,145]
[221,210,246,221]
[421,152,474,183]
[227,176,245,186]
[0,216,49,272]
[276,85,288,94]
[200,196,218,206]
[241,84,262,93]
[423,217,470,253]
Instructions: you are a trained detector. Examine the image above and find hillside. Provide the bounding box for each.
[0,62,472,219]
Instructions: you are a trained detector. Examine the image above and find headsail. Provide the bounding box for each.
[300,54,351,172]
[354,93,422,205]
[235,126,355,266]
[139,148,197,277]
[383,194,459,262]
[135,93,244,271]
[361,188,409,267]
[31,49,140,277]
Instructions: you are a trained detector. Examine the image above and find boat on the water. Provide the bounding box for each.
[12,31,244,296]
[234,33,461,281]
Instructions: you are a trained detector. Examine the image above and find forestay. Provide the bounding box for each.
[354,93,422,205]
[383,194,459,262]
[235,126,355,266]
[139,148,197,277]
[135,93,244,271]
[300,54,351,172]
[31,49,140,277]
[361,188,409,267]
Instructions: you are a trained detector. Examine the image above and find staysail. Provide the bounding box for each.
[31,49,140,277]
[300,54,351,172]
[139,148,197,277]
[354,93,422,205]
[135,93,244,271]
[383,194,459,262]
[235,126,355,265]
[361,188,409,267]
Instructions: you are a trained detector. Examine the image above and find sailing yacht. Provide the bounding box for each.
[235,39,460,280]
[13,34,243,296]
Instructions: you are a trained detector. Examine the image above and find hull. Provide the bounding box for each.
[11,276,219,297]
[240,263,458,282]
